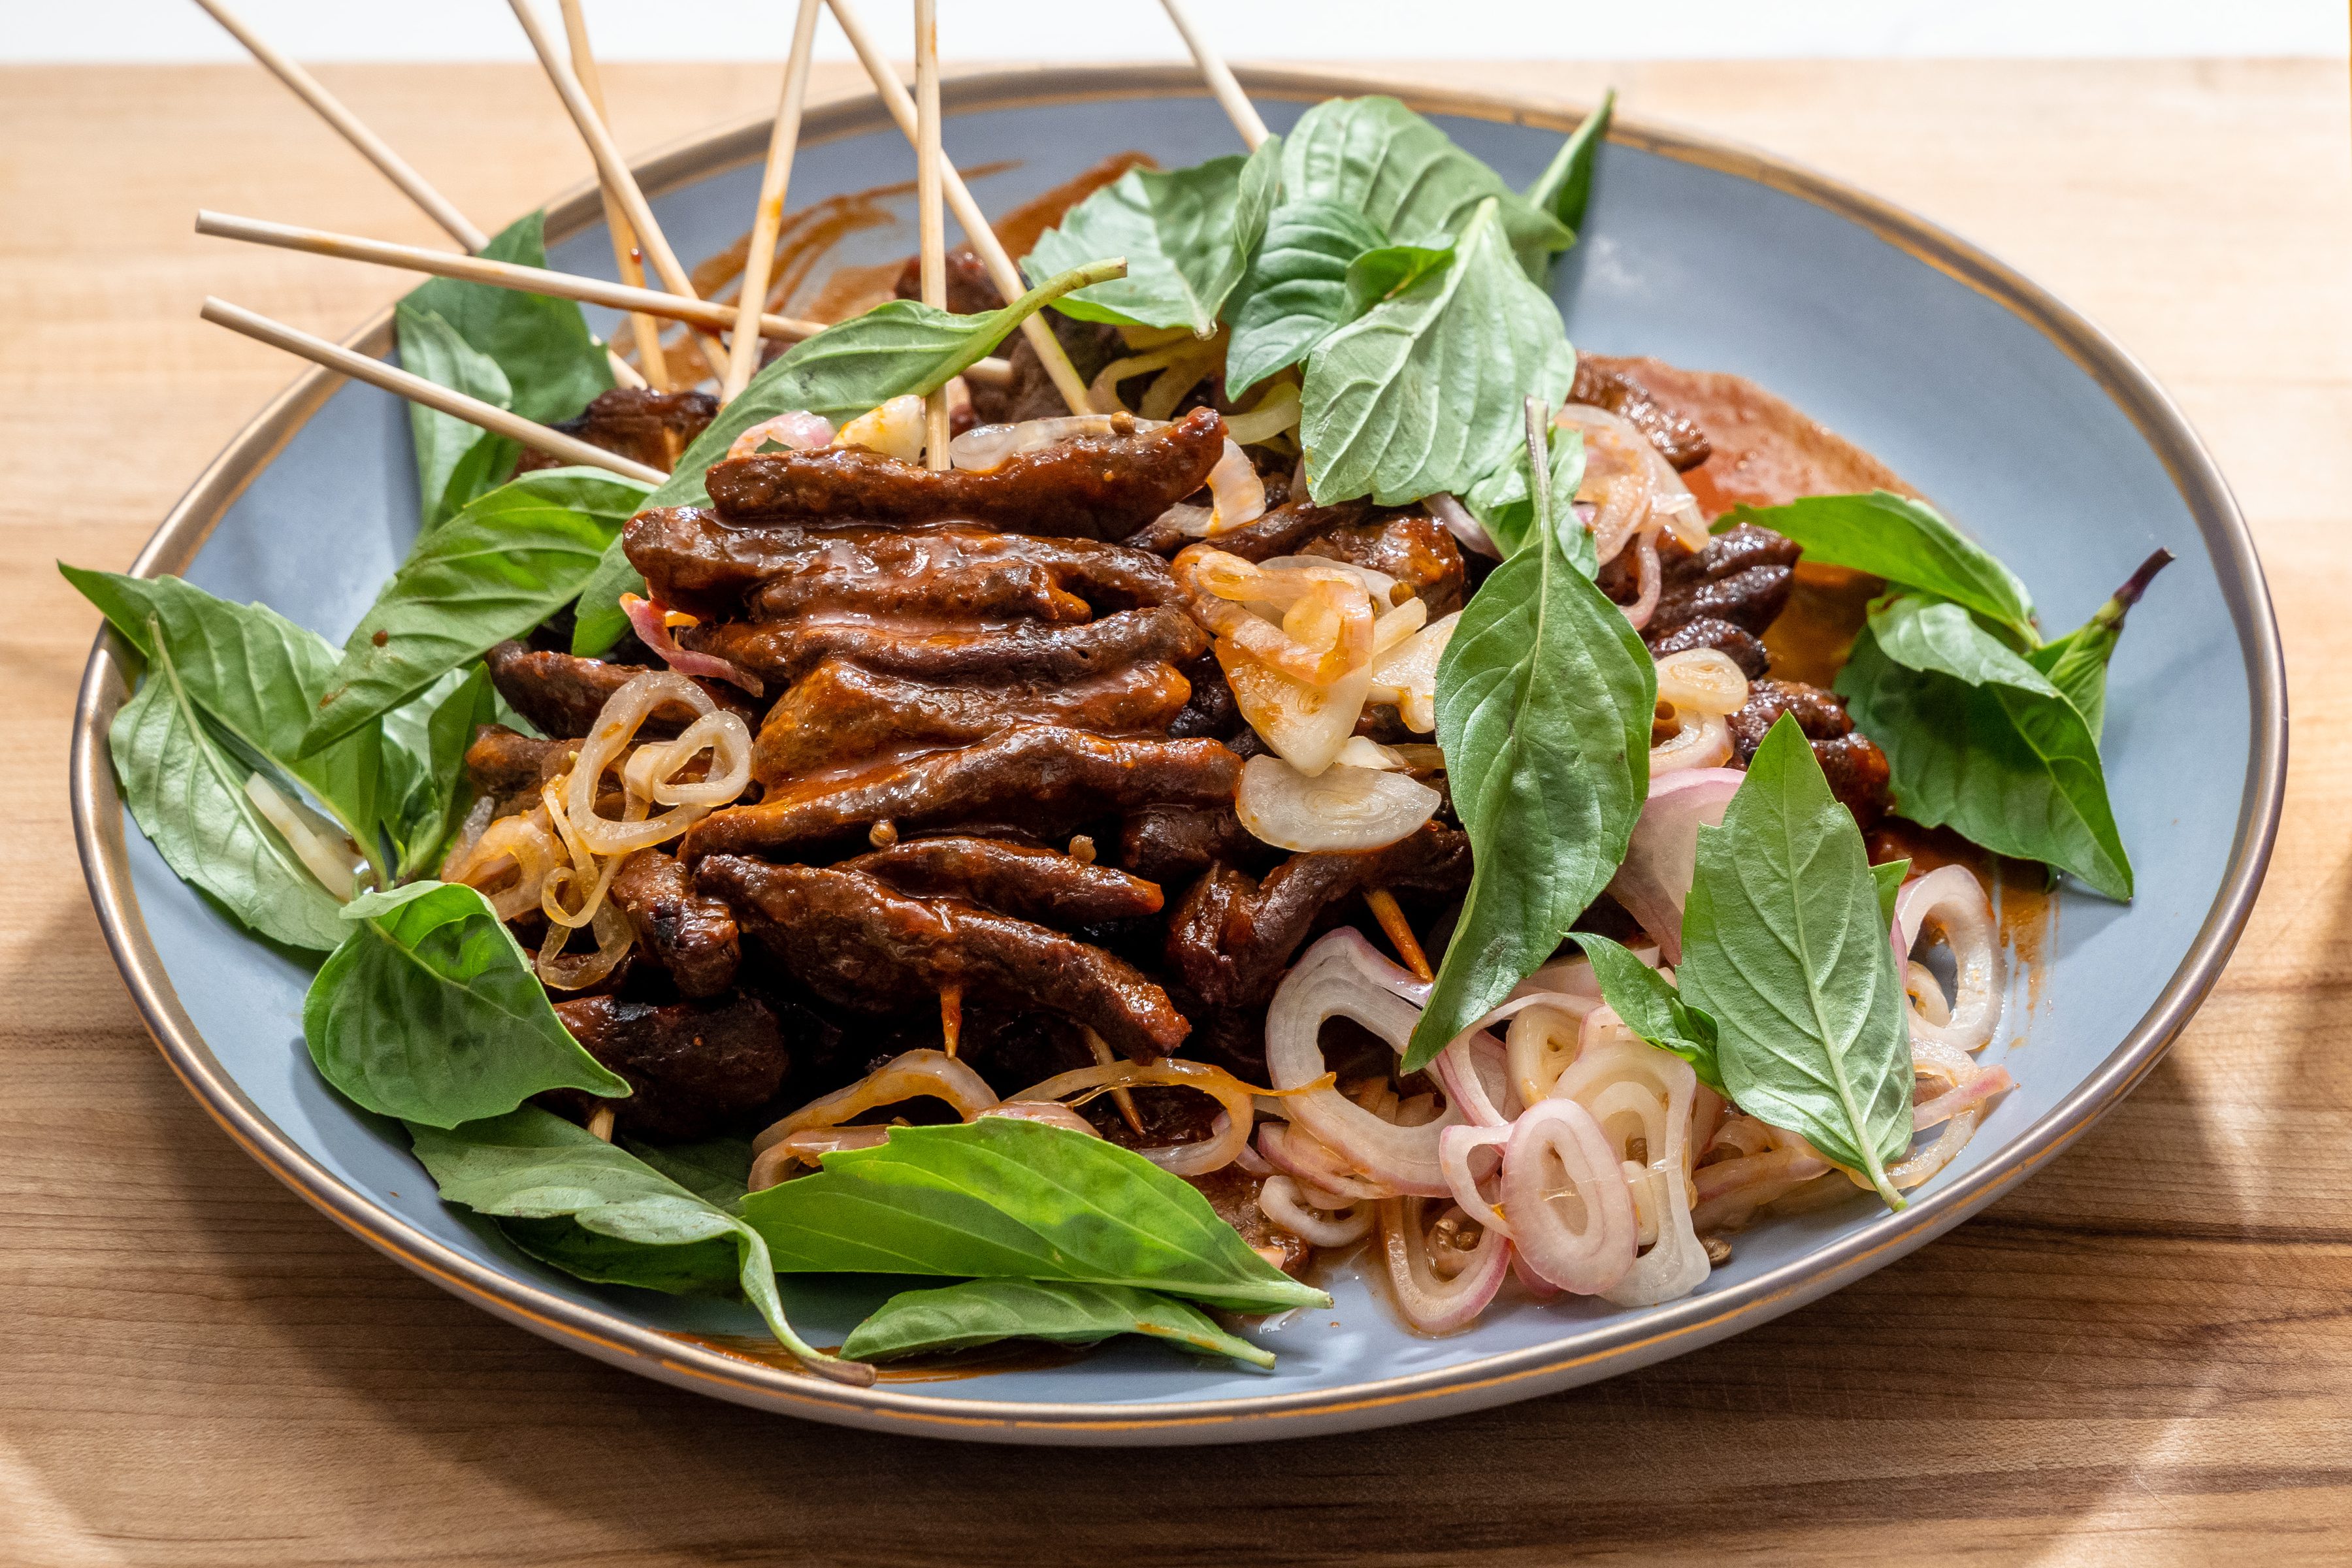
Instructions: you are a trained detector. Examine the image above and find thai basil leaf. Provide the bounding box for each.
[568,534,645,659]
[740,1120,1328,1314]
[384,662,500,880]
[621,1135,754,1209]
[302,881,629,1127]
[1565,932,1723,1093]
[1678,715,1915,1206]
[1720,492,2038,647]
[1024,137,1281,335]
[1524,88,1616,239]
[843,1279,1274,1369]
[1281,96,1572,278]
[108,622,349,952]
[408,1108,855,1377]
[64,566,389,883]
[1838,625,2132,898]
[1301,197,1576,506]
[1866,594,2059,696]
[401,212,610,428]
[301,468,649,755]
[2023,548,2174,743]
[1463,423,1593,566]
[1407,423,1653,1069]
[1222,199,1386,397]
[1340,240,1455,321]
[1873,858,1912,929]
[395,303,522,534]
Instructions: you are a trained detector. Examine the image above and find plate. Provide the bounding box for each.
[71,66,2284,1445]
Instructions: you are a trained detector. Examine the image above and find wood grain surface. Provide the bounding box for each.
[7,57,2349,1567]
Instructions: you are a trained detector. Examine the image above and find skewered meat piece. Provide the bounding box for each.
[700,857,1190,1060]
[1571,355,1713,472]
[546,992,786,1139]
[514,387,717,478]
[704,407,1226,540]
[1163,651,1240,742]
[890,248,1005,316]
[1118,801,1281,885]
[1645,616,1772,679]
[483,640,760,739]
[627,514,1181,624]
[463,725,573,801]
[751,657,1194,784]
[989,314,1132,426]
[608,849,741,998]
[680,604,1206,688]
[1642,522,1801,640]
[840,836,1164,927]
[1299,512,1466,616]
[1126,493,1369,560]
[680,725,1243,865]
[1727,679,1892,825]
[1165,823,1473,1010]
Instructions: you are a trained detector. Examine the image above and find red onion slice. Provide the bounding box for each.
[1255,1122,1400,1203]
[1258,1174,1375,1247]
[725,410,835,459]
[1437,1124,1513,1238]
[1606,766,1744,962]
[621,593,765,696]
[1501,1099,1637,1296]
[1377,1197,1511,1334]
[1554,1039,1710,1307]
[1893,864,2004,1053]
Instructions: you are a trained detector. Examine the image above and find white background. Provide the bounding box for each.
[9,0,2347,61]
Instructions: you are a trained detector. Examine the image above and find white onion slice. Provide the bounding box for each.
[1235,755,1440,852]
[1223,382,1302,446]
[1258,1174,1374,1247]
[1437,1124,1513,1237]
[1501,1099,1637,1296]
[1503,996,1598,1107]
[1651,710,1733,775]
[1605,766,1744,962]
[751,1048,998,1160]
[1201,438,1268,534]
[1893,864,2004,1054]
[836,393,926,462]
[949,413,1156,471]
[1655,647,1750,717]
[1377,1197,1511,1334]
[1424,492,1500,559]
[975,1101,1103,1137]
[1553,1039,1710,1307]
[726,409,834,459]
[1009,1058,1258,1177]
[566,673,754,859]
[242,774,361,897]
[1365,610,1461,735]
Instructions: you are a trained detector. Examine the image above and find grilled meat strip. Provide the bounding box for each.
[483,640,760,739]
[681,603,1206,689]
[1118,802,1276,885]
[1166,823,1473,1010]
[1645,616,1772,679]
[704,407,1226,539]
[464,725,572,802]
[680,725,1243,865]
[701,857,1190,1060]
[752,657,1194,784]
[1727,679,1893,825]
[840,836,1164,927]
[1571,355,1712,472]
[608,849,741,998]
[1640,523,1802,641]
[627,514,1181,625]
[1128,494,1369,560]
[515,387,717,478]
[1299,512,1467,617]
[546,992,785,1139]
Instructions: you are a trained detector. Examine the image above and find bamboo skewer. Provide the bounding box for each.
[504,0,730,382]
[822,0,1096,417]
[939,985,964,1058]
[1364,889,1433,983]
[913,0,953,468]
[201,298,668,485]
[1084,1028,1149,1139]
[723,0,825,404]
[556,0,674,390]
[1154,0,1271,151]
[189,0,490,252]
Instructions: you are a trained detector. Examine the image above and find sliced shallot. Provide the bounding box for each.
[1894,864,2004,1054]
[621,594,764,696]
[1235,754,1440,852]
[751,1048,998,1158]
[1364,610,1460,736]
[1259,1174,1374,1247]
[1500,1098,1637,1296]
[1378,1197,1511,1334]
[1605,766,1744,963]
[1553,1039,1710,1307]
[726,409,834,459]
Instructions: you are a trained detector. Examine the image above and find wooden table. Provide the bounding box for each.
[7,57,2348,1566]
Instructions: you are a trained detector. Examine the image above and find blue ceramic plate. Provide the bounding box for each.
[73,67,2283,1445]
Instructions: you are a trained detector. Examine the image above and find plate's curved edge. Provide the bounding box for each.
[69,65,2287,1445]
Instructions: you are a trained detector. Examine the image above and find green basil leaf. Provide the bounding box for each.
[1721,492,2038,647]
[108,621,350,952]
[1867,594,2059,695]
[1872,858,1912,930]
[1678,715,1915,1205]
[620,1135,755,1209]
[64,566,391,883]
[1407,436,1653,1069]
[1281,95,1572,278]
[1524,88,1615,239]
[740,1120,1329,1314]
[408,1108,853,1377]
[301,468,649,755]
[302,881,629,1127]
[1024,137,1280,335]
[401,212,610,427]
[395,303,521,533]
[568,532,644,658]
[384,663,500,880]
[1301,197,1576,506]
[1838,625,2132,898]
[1339,240,1455,321]
[1222,199,1386,397]
[1463,423,1593,564]
[843,1279,1274,1369]
[2023,549,2174,744]
[1565,932,1723,1093]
